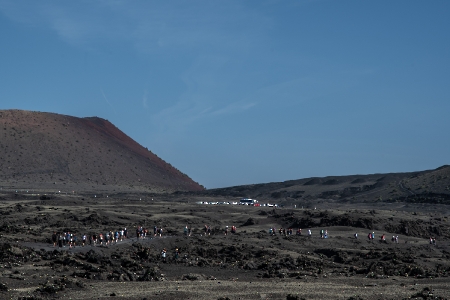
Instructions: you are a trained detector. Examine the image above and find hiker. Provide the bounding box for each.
[324,230,328,239]
[161,248,167,262]
[354,233,358,239]
[58,234,63,248]
[69,233,73,248]
[320,229,324,239]
[308,229,312,237]
[52,232,57,247]
[184,226,189,236]
[225,226,229,235]
[296,228,302,236]
[430,237,436,245]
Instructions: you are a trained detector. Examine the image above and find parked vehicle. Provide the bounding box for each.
[240,198,258,205]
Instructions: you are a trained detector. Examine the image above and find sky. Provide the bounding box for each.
[1,1,449,189]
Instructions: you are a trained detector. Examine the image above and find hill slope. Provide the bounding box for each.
[199,166,450,205]
[0,109,204,193]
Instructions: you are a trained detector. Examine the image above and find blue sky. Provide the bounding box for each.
[1,1,449,188]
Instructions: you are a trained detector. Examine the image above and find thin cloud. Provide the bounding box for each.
[100,89,116,114]
[152,99,256,135]
[0,1,269,54]
[243,67,375,108]
[209,102,256,117]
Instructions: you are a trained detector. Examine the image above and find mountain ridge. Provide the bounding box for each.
[197,165,450,205]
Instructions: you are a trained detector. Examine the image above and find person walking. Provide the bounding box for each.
[161,248,167,263]
[52,232,57,247]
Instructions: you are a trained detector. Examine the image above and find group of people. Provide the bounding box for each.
[135,226,164,240]
[51,225,168,248]
[52,224,434,250]
[268,228,324,238]
[224,226,237,235]
[320,229,328,239]
[364,232,400,244]
[54,223,251,248]
[51,229,128,248]
[201,224,238,236]
[268,227,295,236]
[160,247,181,263]
[51,232,79,248]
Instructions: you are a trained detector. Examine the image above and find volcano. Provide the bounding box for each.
[0,109,204,193]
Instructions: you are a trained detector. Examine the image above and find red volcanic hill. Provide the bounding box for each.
[0,110,204,193]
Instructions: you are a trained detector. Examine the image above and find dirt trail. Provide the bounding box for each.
[20,235,173,253]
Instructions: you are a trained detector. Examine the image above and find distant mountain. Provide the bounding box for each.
[199,166,450,205]
[0,109,204,193]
